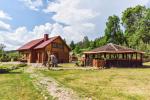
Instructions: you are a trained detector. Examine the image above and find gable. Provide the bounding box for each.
[52,37,71,51]
[44,36,71,52]
[34,36,58,49]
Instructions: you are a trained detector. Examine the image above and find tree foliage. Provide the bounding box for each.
[122,5,150,48]
[105,15,125,45]
[70,41,75,50]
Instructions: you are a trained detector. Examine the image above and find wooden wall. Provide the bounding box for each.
[45,37,69,63]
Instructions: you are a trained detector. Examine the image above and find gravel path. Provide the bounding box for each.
[25,66,82,100]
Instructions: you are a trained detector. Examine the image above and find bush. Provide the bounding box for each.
[0,64,25,73]
[0,66,13,73]
[0,67,11,73]
[0,54,11,62]
[17,63,27,67]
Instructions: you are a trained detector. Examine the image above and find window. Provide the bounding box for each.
[52,43,64,49]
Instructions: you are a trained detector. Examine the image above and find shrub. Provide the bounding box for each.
[17,63,27,67]
[0,64,23,73]
[0,54,11,62]
[0,66,13,73]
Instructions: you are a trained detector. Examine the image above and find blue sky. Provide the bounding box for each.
[0,0,149,50]
[0,0,53,30]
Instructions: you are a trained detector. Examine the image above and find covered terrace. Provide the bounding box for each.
[84,43,145,68]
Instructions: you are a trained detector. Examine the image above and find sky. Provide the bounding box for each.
[0,0,149,50]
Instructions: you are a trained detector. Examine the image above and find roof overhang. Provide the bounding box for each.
[84,51,145,54]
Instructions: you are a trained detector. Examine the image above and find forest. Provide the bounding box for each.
[70,5,150,59]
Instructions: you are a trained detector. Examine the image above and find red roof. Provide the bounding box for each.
[18,35,71,51]
[34,36,59,49]
[18,38,44,50]
[84,43,144,54]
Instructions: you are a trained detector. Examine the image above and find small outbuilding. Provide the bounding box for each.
[84,43,145,68]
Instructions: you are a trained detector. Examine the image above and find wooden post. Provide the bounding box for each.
[104,53,106,59]
[136,53,138,60]
[93,54,95,59]
[140,53,143,66]
[109,53,111,59]
[131,53,133,60]
[125,53,128,59]
[122,53,124,59]
[140,53,143,62]
[37,52,39,63]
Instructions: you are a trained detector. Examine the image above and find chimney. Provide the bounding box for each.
[44,34,49,41]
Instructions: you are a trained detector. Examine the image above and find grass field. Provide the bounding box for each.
[41,66,150,100]
[0,66,46,100]
[144,62,150,66]
[1,62,150,100]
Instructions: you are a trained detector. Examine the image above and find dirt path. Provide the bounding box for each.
[25,66,82,100]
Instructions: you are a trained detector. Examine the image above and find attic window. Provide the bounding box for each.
[52,43,64,49]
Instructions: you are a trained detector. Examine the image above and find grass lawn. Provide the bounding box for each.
[143,62,150,66]
[0,66,48,100]
[58,63,76,68]
[40,67,150,100]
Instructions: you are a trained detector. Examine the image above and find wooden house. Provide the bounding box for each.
[84,43,145,68]
[18,34,71,63]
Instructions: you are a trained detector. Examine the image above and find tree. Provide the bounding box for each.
[122,5,146,48]
[90,41,96,49]
[82,36,90,48]
[105,15,125,45]
[74,45,81,54]
[0,43,6,57]
[70,41,75,50]
[138,8,150,44]
[63,38,66,43]
[0,43,6,51]
[122,5,146,37]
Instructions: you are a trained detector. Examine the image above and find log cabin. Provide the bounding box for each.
[84,43,145,68]
[18,34,71,63]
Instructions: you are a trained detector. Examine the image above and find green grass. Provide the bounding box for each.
[143,62,150,66]
[0,67,49,100]
[58,63,76,68]
[40,68,150,100]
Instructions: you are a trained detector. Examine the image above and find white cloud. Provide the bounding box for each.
[43,0,150,42]
[1,0,150,50]
[20,0,43,11]
[0,10,12,20]
[0,20,11,30]
[0,23,54,50]
[44,0,99,25]
[147,1,150,7]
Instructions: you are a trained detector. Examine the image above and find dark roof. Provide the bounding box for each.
[84,43,144,54]
[18,38,44,50]
[34,36,59,49]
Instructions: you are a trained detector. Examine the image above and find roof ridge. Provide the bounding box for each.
[115,44,135,51]
[109,43,118,51]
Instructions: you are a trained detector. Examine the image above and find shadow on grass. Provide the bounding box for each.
[0,71,22,74]
[111,65,150,69]
[141,65,150,68]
